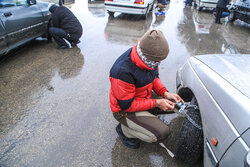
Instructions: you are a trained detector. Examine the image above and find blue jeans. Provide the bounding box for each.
[49,27,69,47]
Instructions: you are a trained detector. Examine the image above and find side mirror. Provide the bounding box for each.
[27,0,36,5]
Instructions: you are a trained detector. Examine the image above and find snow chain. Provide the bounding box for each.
[174,102,203,130]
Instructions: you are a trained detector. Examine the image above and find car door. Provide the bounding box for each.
[0,19,8,56]
[0,0,45,50]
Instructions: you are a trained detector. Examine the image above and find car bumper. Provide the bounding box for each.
[199,1,216,8]
[104,2,148,14]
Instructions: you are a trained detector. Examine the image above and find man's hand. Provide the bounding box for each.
[164,92,184,103]
[156,99,175,111]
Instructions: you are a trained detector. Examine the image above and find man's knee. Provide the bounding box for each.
[123,119,170,143]
[157,125,170,142]
[49,27,65,36]
[49,27,56,35]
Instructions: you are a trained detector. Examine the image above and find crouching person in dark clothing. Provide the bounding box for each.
[157,0,167,12]
[49,4,83,49]
[215,0,229,24]
[109,30,184,150]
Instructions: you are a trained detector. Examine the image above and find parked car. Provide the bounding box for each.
[104,0,155,19]
[194,0,217,11]
[171,54,250,166]
[228,0,250,24]
[0,0,52,57]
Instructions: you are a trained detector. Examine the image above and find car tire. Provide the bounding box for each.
[197,1,202,11]
[108,11,114,17]
[228,12,236,22]
[194,2,197,7]
[143,5,150,19]
[174,97,203,164]
[194,0,197,7]
[149,1,155,11]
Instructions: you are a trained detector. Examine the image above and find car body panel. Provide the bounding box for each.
[178,58,240,162]
[196,0,217,9]
[104,0,154,15]
[36,1,52,23]
[204,141,218,166]
[0,19,8,55]
[0,0,51,57]
[1,5,46,49]
[195,54,250,134]
[219,137,249,167]
[242,128,250,146]
[176,54,250,166]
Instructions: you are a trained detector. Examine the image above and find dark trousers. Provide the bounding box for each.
[158,0,167,5]
[215,7,223,23]
[49,27,80,47]
[185,0,193,6]
[49,27,69,47]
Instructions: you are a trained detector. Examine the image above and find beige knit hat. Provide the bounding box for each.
[139,30,169,62]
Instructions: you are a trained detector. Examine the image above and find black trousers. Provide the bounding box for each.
[215,7,223,23]
[49,27,80,47]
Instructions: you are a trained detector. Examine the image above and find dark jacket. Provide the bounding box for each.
[51,6,82,36]
[109,45,167,113]
[216,0,229,9]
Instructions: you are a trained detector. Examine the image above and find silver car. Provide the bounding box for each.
[172,54,250,166]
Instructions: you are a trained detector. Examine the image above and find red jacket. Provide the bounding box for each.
[109,45,167,113]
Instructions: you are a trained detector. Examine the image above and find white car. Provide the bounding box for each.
[194,0,217,11]
[104,0,155,19]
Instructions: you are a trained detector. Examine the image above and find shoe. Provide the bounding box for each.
[57,44,69,49]
[71,40,80,47]
[116,123,140,149]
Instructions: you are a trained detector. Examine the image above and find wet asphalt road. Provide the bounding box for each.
[0,0,250,166]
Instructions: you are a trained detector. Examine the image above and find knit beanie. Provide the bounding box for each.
[49,4,58,13]
[139,30,169,62]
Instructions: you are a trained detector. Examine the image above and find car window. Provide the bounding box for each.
[0,0,16,7]
[15,0,27,6]
[0,0,27,7]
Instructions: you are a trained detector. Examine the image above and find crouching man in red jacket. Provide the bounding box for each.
[109,29,184,149]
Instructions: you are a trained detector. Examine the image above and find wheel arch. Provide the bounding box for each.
[177,86,204,127]
[177,87,195,102]
[175,86,205,164]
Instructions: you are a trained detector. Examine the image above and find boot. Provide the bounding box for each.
[116,123,140,149]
